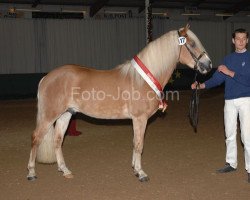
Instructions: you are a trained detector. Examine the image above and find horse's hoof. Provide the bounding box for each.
[139,176,149,182]
[64,173,74,179]
[27,176,37,181]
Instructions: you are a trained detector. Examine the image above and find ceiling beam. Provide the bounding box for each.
[89,0,109,17]
[32,0,40,8]
[222,0,250,20]
[190,0,206,7]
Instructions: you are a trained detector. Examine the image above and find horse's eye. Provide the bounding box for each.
[190,41,196,48]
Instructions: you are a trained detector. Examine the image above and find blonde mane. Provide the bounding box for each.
[119,30,180,86]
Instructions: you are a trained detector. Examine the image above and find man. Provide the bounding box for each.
[192,28,250,183]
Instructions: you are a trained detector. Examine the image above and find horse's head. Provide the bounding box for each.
[178,24,212,74]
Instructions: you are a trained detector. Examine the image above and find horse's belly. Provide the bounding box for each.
[76,100,130,120]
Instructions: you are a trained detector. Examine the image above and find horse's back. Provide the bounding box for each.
[44,64,90,79]
[39,65,94,89]
[42,64,120,84]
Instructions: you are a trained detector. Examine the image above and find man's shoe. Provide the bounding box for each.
[248,173,250,183]
[216,163,236,173]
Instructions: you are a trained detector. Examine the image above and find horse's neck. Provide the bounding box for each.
[137,31,179,87]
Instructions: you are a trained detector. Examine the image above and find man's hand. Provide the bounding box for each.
[191,81,205,89]
[218,65,235,77]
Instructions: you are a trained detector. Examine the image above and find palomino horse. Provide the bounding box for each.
[27,25,212,182]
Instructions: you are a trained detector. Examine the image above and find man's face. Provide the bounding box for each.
[232,32,248,52]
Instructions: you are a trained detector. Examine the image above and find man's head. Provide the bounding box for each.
[232,28,249,52]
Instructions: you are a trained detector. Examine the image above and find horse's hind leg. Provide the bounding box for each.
[132,116,149,182]
[54,112,73,178]
[27,123,52,180]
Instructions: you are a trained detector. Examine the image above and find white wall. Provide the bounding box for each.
[0,18,249,74]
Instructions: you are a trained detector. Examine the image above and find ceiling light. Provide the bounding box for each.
[152,12,168,16]
[215,13,234,17]
[61,10,86,14]
[104,11,127,14]
[16,8,41,12]
[181,13,200,16]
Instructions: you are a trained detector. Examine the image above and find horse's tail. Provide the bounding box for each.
[35,76,56,164]
[36,125,57,164]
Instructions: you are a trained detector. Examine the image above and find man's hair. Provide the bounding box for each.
[232,28,249,38]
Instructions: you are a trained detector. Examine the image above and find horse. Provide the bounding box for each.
[27,24,212,182]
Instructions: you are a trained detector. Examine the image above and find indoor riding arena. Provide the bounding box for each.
[1,1,250,200]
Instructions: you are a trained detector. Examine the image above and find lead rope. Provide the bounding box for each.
[189,70,199,133]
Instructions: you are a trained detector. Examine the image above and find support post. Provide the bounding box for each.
[145,0,153,44]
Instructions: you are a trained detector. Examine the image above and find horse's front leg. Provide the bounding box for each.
[54,112,73,178]
[132,116,149,182]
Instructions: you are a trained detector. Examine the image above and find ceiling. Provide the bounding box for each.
[1,0,250,18]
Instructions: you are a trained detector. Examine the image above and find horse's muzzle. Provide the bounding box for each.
[197,57,212,74]
[198,61,212,74]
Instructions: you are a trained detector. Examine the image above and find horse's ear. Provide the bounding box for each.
[179,24,190,36]
[185,24,190,31]
[183,24,190,34]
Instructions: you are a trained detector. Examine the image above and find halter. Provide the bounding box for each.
[177,30,206,71]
